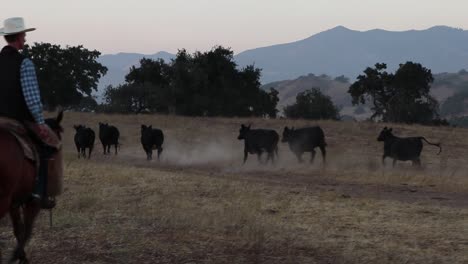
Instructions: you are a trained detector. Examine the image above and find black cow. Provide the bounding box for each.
[99,122,120,155]
[237,124,279,164]
[282,126,326,164]
[73,125,95,159]
[141,125,164,161]
[377,127,442,167]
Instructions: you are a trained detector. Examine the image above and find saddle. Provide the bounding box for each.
[0,117,39,162]
[0,117,63,196]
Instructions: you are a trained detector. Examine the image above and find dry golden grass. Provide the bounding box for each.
[1,112,468,263]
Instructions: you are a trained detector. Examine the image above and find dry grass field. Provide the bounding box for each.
[1,112,468,263]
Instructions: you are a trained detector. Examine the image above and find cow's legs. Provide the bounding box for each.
[295,152,304,163]
[257,152,263,164]
[413,158,421,167]
[102,143,107,155]
[146,148,152,161]
[114,144,118,155]
[270,150,276,164]
[107,145,111,155]
[310,150,316,164]
[266,151,274,164]
[157,147,163,161]
[319,145,326,164]
[243,150,248,164]
[392,159,397,168]
[76,145,81,159]
[88,146,93,159]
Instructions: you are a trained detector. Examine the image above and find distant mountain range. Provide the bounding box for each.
[236,25,468,83]
[96,25,468,97]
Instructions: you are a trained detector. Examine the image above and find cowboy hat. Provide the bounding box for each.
[0,17,35,36]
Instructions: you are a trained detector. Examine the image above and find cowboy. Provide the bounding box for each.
[0,17,55,209]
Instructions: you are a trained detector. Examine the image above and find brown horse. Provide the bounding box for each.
[0,111,63,264]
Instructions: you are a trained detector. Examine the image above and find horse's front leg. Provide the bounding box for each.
[10,207,26,263]
[23,203,40,250]
[10,204,40,264]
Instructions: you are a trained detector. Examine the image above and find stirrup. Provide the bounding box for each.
[41,197,56,209]
[31,193,41,200]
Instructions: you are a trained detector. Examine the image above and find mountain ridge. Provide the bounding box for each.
[95,25,468,96]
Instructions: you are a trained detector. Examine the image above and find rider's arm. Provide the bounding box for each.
[19,58,45,125]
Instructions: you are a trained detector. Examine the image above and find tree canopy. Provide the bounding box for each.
[103,46,279,117]
[348,62,440,124]
[284,88,340,120]
[23,43,107,109]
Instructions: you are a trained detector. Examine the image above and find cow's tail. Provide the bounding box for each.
[420,137,442,155]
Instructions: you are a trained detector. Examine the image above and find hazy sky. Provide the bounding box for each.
[4,0,468,54]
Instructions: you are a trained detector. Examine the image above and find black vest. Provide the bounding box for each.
[0,45,34,122]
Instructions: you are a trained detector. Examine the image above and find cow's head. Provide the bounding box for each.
[141,124,152,133]
[377,127,393,142]
[237,124,251,140]
[141,125,153,138]
[74,124,85,132]
[282,126,294,142]
[99,122,109,130]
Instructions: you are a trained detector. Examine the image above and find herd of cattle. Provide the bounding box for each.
[73,122,442,167]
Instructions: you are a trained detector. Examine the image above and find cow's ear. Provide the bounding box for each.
[384,127,388,130]
[389,128,393,132]
[141,125,146,129]
[284,126,289,131]
[241,124,245,128]
[74,125,78,130]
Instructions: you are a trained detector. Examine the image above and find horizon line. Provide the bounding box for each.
[99,24,467,56]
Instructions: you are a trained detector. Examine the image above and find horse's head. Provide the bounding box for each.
[44,110,64,197]
[45,111,64,140]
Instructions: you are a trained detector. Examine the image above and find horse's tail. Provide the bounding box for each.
[420,137,442,155]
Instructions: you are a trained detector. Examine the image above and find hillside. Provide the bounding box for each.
[260,74,361,117]
[262,71,468,119]
[432,70,468,101]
